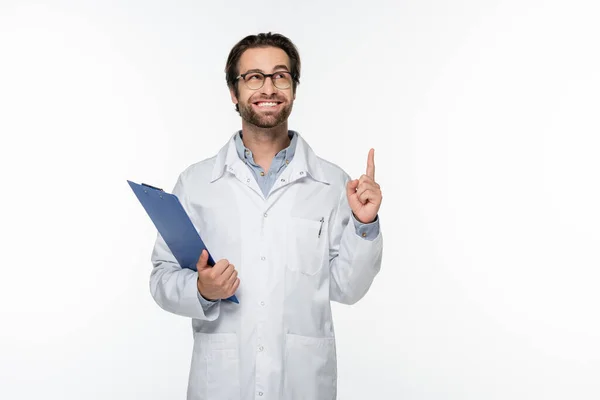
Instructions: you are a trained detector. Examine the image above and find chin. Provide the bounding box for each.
[252,119,285,129]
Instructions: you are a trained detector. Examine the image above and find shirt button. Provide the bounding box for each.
[263,213,268,218]
[260,301,265,306]
[246,178,250,183]
[300,171,304,175]
[258,346,264,351]
[260,171,265,176]
[261,256,266,261]
[285,159,289,164]
[361,232,367,238]
[258,392,264,396]
[280,178,285,182]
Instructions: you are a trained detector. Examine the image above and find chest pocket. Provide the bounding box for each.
[287,215,328,276]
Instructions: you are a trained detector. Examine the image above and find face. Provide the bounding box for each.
[230,46,296,129]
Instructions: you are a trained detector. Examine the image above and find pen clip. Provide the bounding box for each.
[318,217,324,238]
[142,183,164,192]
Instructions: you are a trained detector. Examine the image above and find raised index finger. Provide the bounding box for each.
[366,148,375,179]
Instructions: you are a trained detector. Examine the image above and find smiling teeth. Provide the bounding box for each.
[258,102,277,107]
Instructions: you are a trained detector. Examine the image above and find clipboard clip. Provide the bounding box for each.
[141,183,164,192]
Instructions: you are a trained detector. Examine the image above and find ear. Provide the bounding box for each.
[229,88,239,106]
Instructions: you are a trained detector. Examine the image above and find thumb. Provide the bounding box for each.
[346,179,358,198]
[196,249,209,270]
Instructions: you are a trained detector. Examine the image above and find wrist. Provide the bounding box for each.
[353,213,377,224]
[197,277,217,302]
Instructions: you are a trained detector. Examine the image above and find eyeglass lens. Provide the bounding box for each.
[243,72,292,90]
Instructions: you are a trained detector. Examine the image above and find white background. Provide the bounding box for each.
[1,0,599,399]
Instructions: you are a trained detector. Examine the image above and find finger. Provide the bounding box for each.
[358,174,377,186]
[358,189,378,204]
[356,183,369,198]
[196,249,210,270]
[356,188,369,205]
[211,259,230,278]
[219,264,235,283]
[346,179,359,198]
[210,259,230,283]
[222,264,236,281]
[227,269,238,286]
[366,148,375,179]
[356,179,379,195]
[228,278,241,296]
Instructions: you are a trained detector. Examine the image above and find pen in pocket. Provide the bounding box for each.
[318,217,324,238]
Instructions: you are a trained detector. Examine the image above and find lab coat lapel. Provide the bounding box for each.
[211,133,265,199]
[210,132,330,199]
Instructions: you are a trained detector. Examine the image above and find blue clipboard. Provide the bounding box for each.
[128,180,239,304]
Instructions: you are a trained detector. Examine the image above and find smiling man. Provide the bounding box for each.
[149,32,384,400]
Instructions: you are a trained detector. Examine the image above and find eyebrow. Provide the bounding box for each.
[243,65,290,74]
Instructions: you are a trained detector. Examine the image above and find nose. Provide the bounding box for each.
[260,76,277,95]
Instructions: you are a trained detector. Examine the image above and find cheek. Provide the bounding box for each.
[282,91,294,104]
[235,87,251,104]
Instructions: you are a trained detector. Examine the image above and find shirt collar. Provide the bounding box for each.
[234,130,298,164]
[211,131,328,184]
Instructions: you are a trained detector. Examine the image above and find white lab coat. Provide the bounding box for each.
[150,132,383,400]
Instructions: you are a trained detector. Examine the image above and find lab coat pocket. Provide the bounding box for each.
[190,332,240,400]
[287,216,327,276]
[283,333,337,400]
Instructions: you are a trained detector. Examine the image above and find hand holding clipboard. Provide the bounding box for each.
[128,180,239,304]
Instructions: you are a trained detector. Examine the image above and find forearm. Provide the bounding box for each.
[329,219,383,304]
[149,235,220,321]
[328,185,383,304]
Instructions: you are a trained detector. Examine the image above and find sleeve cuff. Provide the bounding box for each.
[351,214,380,241]
[197,290,219,311]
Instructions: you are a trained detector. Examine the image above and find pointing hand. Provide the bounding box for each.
[346,148,382,224]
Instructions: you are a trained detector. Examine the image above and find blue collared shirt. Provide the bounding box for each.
[234,130,298,197]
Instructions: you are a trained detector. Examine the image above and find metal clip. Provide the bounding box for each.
[141,183,164,191]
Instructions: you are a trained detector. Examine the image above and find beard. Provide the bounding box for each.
[238,100,293,129]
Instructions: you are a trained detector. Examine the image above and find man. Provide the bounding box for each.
[150,32,383,400]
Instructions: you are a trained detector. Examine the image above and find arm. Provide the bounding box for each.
[149,174,221,321]
[329,182,383,305]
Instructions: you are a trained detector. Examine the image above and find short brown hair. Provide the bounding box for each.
[225,32,301,112]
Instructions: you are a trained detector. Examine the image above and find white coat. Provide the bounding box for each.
[150,132,383,400]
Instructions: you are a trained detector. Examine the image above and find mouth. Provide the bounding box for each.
[252,100,283,110]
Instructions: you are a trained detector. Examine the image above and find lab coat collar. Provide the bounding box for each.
[210,131,329,184]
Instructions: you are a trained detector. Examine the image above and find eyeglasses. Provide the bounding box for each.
[236,71,294,90]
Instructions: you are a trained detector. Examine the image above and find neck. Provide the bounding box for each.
[240,121,291,165]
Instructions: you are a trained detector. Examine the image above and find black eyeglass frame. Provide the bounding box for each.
[235,71,296,90]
